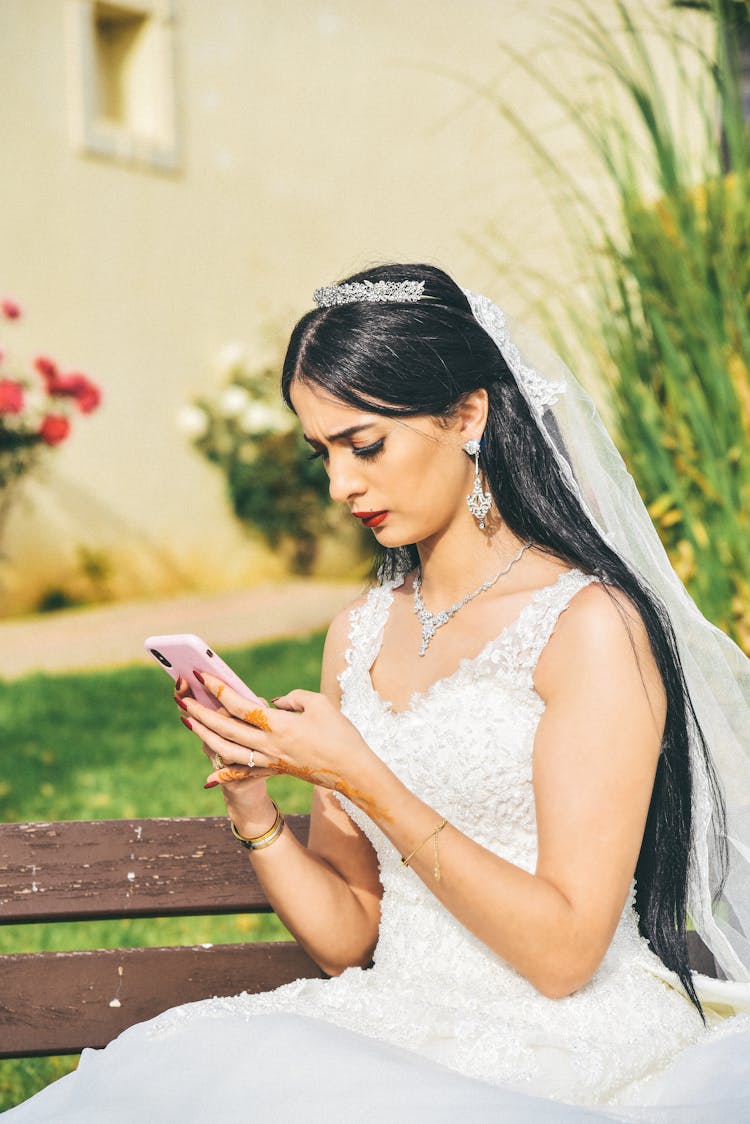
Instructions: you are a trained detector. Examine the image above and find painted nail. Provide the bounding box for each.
[193,670,205,685]
[175,696,188,711]
[203,780,219,789]
[180,716,193,731]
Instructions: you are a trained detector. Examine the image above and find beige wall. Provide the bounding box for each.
[0,0,706,613]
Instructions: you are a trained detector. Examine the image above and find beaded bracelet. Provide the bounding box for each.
[229,799,285,851]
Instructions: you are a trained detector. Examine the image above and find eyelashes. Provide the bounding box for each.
[353,439,385,460]
[307,438,385,463]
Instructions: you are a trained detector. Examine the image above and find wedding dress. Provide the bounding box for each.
[6,570,750,1123]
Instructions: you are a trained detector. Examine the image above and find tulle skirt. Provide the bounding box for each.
[5,1006,750,1123]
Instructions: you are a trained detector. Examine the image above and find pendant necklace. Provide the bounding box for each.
[413,541,533,656]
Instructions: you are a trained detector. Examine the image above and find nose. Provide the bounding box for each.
[326,453,365,505]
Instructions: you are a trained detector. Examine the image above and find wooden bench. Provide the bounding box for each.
[0,816,324,1058]
[0,816,718,1060]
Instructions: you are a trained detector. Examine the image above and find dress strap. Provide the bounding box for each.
[338,574,405,694]
[508,569,600,681]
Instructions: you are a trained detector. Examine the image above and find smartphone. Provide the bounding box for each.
[144,633,266,712]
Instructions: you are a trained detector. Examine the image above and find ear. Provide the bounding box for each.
[456,389,489,442]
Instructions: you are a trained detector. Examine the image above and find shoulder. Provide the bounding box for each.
[558,578,646,647]
[535,578,661,705]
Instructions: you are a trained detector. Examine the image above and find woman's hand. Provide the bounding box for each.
[173,675,274,839]
[174,660,384,972]
[176,673,375,800]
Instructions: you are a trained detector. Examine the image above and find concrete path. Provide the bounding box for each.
[0,580,363,680]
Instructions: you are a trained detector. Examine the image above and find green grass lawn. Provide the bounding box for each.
[0,631,325,1111]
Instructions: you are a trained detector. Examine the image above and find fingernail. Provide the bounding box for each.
[203,780,219,789]
[180,716,193,731]
[193,670,205,685]
[175,676,185,692]
[175,696,188,711]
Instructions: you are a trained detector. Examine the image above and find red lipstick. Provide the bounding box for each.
[353,510,388,528]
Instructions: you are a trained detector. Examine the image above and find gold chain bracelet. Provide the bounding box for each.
[400,818,448,881]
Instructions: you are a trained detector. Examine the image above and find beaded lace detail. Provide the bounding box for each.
[147,569,709,1106]
[465,290,566,415]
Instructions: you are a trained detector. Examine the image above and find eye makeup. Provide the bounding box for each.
[307,436,386,462]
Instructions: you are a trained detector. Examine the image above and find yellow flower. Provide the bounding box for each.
[727,352,750,435]
[648,493,674,520]
[693,521,709,549]
[672,539,696,583]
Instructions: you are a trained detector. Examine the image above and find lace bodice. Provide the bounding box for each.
[338,568,594,872]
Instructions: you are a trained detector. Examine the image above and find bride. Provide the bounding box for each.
[8,264,750,1122]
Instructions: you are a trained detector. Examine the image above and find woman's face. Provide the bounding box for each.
[290,379,480,548]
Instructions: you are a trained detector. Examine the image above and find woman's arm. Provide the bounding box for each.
[186,583,664,996]
[209,602,383,976]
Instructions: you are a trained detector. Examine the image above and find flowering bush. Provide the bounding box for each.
[0,297,102,539]
[178,349,337,574]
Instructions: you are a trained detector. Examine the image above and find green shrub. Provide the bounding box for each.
[179,360,342,574]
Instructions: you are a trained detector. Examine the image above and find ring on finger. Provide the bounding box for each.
[212,752,225,770]
[247,750,255,769]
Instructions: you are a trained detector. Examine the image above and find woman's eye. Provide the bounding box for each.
[352,439,385,460]
[307,438,384,463]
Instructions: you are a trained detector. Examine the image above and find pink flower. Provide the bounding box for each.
[34,356,60,392]
[1,298,21,320]
[39,414,70,446]
[34,359,102,414]
[56,372,102,414]
[0,378,24,414]
[75,380,101,414]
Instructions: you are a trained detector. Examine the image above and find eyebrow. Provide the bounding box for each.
[303,423,376,445]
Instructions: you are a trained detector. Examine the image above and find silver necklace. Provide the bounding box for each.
[413,541,533,656]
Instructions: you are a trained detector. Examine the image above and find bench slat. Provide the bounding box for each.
[0,942,325,1057]
[0,816,310,923]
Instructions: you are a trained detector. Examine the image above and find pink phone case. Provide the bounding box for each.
[144,633,265,711]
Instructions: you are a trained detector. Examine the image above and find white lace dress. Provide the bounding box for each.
[7,571,750,1123]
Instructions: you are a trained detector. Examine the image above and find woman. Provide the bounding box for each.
[8,264,750,1122]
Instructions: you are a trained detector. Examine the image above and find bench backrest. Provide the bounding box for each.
[0,816,324,1057]
[0,816,718,1059]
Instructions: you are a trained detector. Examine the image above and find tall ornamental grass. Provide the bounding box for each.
[492,0,750,649]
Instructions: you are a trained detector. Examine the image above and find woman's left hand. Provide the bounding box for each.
[180,674,374,792]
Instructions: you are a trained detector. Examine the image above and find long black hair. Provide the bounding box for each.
[281,262,726,1015]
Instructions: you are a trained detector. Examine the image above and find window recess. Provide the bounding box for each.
[66,0,180,172]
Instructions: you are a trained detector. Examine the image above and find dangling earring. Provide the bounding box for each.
[464,439,492,530]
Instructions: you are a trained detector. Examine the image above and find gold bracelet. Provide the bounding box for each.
[400,818,448,882]
[230,800,285,851]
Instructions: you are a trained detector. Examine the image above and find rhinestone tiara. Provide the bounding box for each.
[313,279,425,307]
